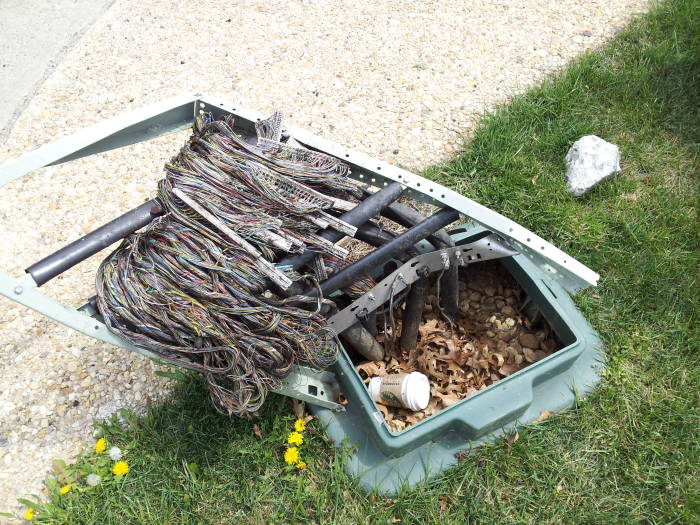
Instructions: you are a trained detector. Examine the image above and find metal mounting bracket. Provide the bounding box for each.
[328,234,518,334]
[275,366,343,411]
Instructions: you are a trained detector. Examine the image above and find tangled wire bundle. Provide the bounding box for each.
[96,111,362,415]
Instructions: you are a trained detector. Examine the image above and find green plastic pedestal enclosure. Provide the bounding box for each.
[309,224,603,494]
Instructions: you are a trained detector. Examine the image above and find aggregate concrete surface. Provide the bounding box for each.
[0,0,649,514]
[0,0,114,145]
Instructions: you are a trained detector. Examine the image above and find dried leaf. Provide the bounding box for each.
[519,333,539,349]
[437,392,461,407]
[464,386,479,397]
[523,347,536,363]
[393,362,415,374]
[422,397,441,417]
[447,347,469,366]
[418,318,441,340]
[535,410,553,423]
[541,338,557,353]
[489,352,505,367]
[417,350,448,380]
[404,412,424,425]
[439,495,451,512]
[388,417,406,432]
[291,398,305,419]
[498,363,519,376]
[369,262,562,431]
[506,431,519,445]
[455,451,470,462]
[356,361,386,381]
[252,424,262,438]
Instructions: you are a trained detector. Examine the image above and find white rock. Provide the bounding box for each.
[565,135,621,196]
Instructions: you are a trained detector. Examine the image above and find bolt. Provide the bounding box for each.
[13,286,22,295]
[440,251,451,270]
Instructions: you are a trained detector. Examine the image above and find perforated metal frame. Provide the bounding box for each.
[327,234,518,334]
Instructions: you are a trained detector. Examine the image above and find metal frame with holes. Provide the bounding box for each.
[0,93,598,412]
[327,234,518,334]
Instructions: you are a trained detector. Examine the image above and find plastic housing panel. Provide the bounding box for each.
[310,224,603,494]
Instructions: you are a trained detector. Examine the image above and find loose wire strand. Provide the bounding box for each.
[96,111,357,415]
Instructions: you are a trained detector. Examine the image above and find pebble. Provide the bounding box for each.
[501,305,516,316]
[0,0,649,512]
[519,333,540,349]
[523,347,537,363]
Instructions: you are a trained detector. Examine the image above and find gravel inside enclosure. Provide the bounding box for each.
[0,0,648,511]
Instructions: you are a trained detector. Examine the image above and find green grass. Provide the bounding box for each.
[16,0,700,523]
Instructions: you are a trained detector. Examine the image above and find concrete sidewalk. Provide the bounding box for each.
[0,0,113,145]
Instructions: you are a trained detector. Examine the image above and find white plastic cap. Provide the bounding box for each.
[404,372,430,411]
[368,372,431,412]
[368,376,383,401]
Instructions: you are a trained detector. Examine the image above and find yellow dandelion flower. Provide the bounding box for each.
[59,484,71,495]
[294,419,306,432]
[295,460,307,470]
[95,438,107,454]
[23,508,35,520]
[284,446,299,465]
[112,460,129,476]
[287,431,304,446]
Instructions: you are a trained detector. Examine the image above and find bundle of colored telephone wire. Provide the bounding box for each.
[96,111,361,415]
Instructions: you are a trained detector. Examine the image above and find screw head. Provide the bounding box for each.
[13,286,23,295]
